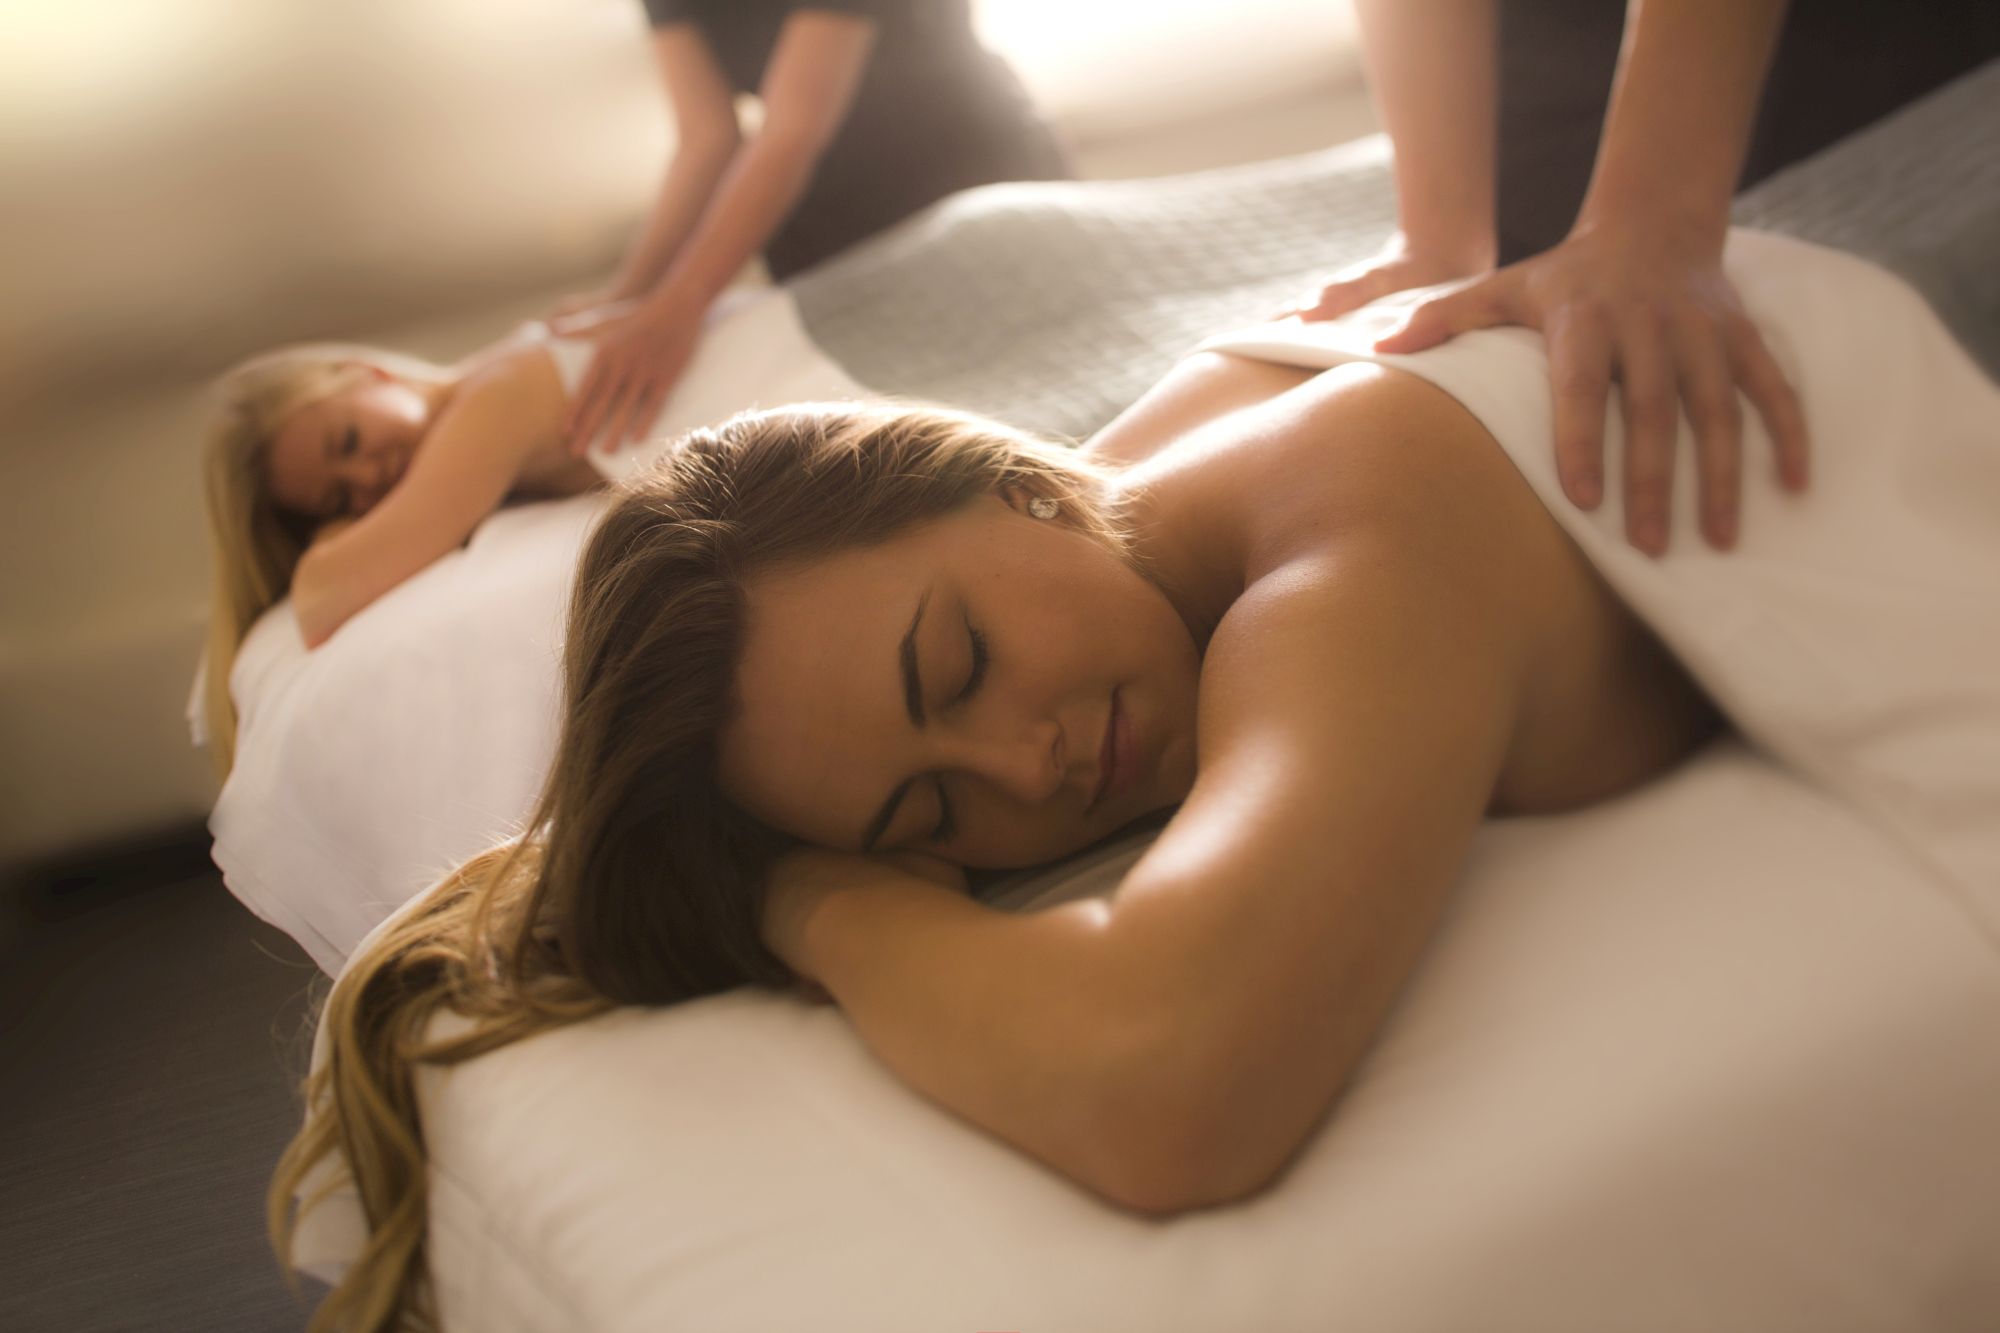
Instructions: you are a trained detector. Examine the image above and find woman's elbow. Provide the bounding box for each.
[1085,1089,1294,1219]
[1075,1031,1303,1218]
[295,602,341,651]
[289,554,346,649]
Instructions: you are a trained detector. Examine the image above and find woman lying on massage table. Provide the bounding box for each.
[269,311,1814,1327]
[200,330,623,773]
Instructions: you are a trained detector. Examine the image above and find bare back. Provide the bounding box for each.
[1089,349,1720,817]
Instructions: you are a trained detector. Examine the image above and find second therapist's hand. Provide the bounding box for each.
[1289,233,1492,322]
[1372,220,1810,555]
[561,294,705,456]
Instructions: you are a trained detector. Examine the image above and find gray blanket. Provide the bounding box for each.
[795,59,1999,440]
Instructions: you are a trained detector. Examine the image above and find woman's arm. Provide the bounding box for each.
[565,11,877,452]
[290,346,565,647]
[785,368,1549,1214]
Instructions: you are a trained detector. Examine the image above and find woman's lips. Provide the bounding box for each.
[1089,688,1138,813]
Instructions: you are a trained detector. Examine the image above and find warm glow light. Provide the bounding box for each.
[0,0,259,130]
[973,0,1356,129]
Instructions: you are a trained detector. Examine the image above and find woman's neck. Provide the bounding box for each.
[1113,450,1249,653]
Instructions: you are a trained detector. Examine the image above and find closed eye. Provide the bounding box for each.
[930,620,988,842]
[930,781,956,843]
[953,619,987,706]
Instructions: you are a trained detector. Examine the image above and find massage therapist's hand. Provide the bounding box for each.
[1289,232,1491,322]
[548,286,622,325]
[760,847,970,1001]
[561,292,705,456]
[1372,218,1810,555]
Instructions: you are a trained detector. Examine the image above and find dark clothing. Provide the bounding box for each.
[642,0,1071,278]
[1494,1,2000,264]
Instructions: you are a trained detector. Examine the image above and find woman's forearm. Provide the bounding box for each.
[1354,0,1498,267]
[603,131,742,303]
[805,876,1196,1213]
[1577,0,1789,244]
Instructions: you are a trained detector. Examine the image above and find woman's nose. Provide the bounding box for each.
[341,459,387,513]
[952,718,1065,806]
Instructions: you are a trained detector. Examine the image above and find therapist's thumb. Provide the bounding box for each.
[1373,283,1506,354]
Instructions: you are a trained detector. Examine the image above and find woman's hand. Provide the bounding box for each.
[1289,233,1492,322]
[760,847,969,995]
[1370,218,1810,555]
[561,293,706,456]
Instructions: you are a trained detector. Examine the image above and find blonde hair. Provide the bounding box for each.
[200,344,453,778]
[268,401,1134,1332]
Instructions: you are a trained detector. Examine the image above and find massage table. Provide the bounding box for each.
[211,63,2000,1331]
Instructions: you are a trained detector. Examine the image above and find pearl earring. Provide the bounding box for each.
[1028,497,1059,519]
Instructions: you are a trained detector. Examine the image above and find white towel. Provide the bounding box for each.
[1199,228,2000,950]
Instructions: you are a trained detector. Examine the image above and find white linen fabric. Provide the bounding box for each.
[300,741,2000,1332]
[209,288,861,973]
[1197,228,2000,950]
[282,230,2000,1329]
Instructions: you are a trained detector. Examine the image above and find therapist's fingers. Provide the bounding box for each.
[1544,304,1613,513]
[1371,273,1515,354]
[594,370,652,456]
[1615,317,1679,557]
[1671,311,1744,551]
[1295,267,1393,322]
[1726,317,1811,492]
[563,365,607,454]
[568,356,634,456]
[614,367,674,452]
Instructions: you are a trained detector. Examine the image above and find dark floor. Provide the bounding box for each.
[1,838,332,1332]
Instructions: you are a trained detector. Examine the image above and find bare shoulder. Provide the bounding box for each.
[1122,361,1554,939]
[1229,361,1564,581]
[438,341,599,495]
[451,341,567,433]
[1219,359,1719,815]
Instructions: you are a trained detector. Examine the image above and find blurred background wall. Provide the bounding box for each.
[0,0,1372,885]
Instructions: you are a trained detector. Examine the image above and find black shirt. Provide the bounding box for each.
[1494,0,2000,263]
[641,0,982,94]
[638,0,1068,275]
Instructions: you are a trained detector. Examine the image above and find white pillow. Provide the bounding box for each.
[210,289,862,972]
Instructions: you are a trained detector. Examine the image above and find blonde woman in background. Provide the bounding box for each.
[200,331,605,775]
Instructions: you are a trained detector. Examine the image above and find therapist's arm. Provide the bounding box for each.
[1297,0,1497,319]
[1376,0,1809,555]
[564,25,744,314]
[566,11,877,454]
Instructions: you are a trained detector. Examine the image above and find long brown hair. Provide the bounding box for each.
[268,401,1132,1332]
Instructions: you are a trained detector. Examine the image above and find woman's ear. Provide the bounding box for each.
[995,479,1058,518]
